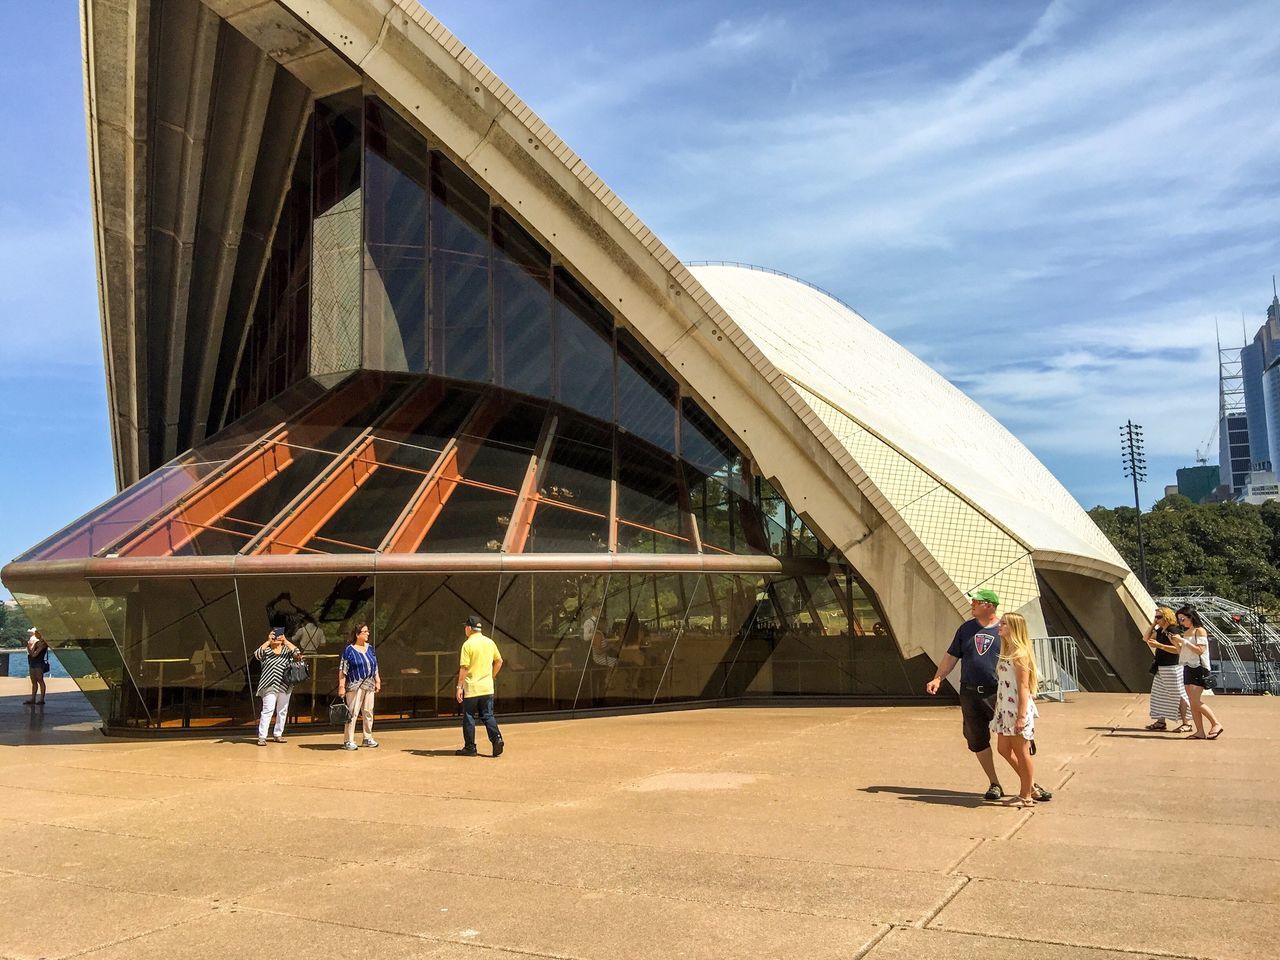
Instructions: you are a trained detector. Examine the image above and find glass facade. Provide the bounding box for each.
[5,89,934,732]
[10,567,926,731]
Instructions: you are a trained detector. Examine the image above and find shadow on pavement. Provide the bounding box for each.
[859,785,988,808]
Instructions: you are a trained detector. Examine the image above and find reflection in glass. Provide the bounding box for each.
[311,91,364,377]
[87,577,249,729]
[493,209,552,398]
[430,151,491,381]
[234,574,375,725]
[617,329,676,453]
[364,99,428,372]
[13,583,134,724]
[553,267,614,419]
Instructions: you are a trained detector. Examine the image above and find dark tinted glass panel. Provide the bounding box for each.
[679,574,760,699]
[374,573,498,720]
[15,582,135,724]
[233,574,375,725]
[538,416,612,514]
[314,91,362,216]
[365,100,428,372]
[312,92,364,377]
[616,436,692,553]
[418,482,515,552]
[493,209,552,397]
[616,330,676,453]
[16,460,221,561]
[307,386,480,552]
[461,400,544,490]
[88,577,249,729]
[488,573,608,711]
[222,132,313,429]
[430,151,491,381]
[758,479,789,557]
[553,268,614,419]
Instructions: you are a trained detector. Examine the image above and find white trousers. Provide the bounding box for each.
[258,688,291,738]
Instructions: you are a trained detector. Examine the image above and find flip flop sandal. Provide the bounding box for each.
[1186,733,1207,740]
[1207,728,1224,740]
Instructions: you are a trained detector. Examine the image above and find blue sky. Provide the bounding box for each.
[2,0,1279,579]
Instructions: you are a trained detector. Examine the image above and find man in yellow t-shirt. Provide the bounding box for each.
[455,615,504,757]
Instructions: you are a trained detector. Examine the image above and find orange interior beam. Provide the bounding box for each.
[253,434,381,556]
[382,447,462,553]
[118,431,296,557]
[501,416,556,555]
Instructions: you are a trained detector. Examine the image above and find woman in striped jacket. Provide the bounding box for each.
[1143,607,1191,732]
[254,627,303,745]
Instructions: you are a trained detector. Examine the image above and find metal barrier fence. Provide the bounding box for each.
[1033,636,1080,702]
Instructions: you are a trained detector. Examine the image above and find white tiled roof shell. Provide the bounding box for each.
[689,264,1128,572]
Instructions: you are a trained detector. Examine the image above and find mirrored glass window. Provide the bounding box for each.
[430,151,491,381]
[493,209,552,398]
[364,99,427,372]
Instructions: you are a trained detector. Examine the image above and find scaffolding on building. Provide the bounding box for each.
[1155,587,1280,694]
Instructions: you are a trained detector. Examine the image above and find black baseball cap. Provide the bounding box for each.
[270,626,287,637]
[464,615,483,629]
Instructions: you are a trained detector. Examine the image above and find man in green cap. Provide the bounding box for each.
[926,589,1051,802]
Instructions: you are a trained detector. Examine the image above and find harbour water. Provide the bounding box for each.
[4,651,68,679]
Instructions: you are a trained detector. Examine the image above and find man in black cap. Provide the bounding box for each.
[455,615,504,757]
[926,589,1051,802]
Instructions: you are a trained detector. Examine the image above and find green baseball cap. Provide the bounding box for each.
[967,588,1000,606]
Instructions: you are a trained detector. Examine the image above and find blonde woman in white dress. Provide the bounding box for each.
[990,612,1039,808]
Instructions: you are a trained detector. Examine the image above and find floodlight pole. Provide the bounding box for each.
[1120,421,1148,588]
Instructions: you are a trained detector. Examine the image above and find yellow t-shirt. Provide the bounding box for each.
[459,632,501,697]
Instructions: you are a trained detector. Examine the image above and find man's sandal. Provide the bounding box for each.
[1144,720,1167,731]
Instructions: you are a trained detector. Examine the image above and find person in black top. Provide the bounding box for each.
[925,589,1052,802]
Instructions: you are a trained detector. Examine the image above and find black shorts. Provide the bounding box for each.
[1183,665,1215,690]
[959,687,996,752]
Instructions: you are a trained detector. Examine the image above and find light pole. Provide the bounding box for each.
[1120,421,1148,588]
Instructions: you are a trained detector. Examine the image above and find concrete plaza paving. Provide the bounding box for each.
[1,677,1276,960]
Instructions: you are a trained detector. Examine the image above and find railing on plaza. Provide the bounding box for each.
[1155,588,1280,695]
[1033,636,1080,702]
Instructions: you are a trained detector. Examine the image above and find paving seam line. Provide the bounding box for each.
[350,860,877,921]
[912,875,969,928]
[848,923,895,960]
[941,837,984,874]
[39,903,211,960]
[955,873,1277,907]
[923,922,1202,960]
[221,901,576,959]
[471,828,960,878]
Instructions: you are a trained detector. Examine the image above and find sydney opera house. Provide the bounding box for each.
[2,0,1155,733]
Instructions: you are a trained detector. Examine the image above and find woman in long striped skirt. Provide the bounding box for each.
[1144,607,1190,732]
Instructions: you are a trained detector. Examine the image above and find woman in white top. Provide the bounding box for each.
[1174,605,1223,740]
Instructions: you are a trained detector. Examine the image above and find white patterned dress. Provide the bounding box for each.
[990,656,1037,740]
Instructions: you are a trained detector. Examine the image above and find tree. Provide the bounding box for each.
[1088,497,1280,611]
[0,601,34,648]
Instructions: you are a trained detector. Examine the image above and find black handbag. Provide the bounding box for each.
[285,659,310,685]
[328,700,351,725]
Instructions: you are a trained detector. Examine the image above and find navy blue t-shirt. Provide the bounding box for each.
[947,618,1001,688]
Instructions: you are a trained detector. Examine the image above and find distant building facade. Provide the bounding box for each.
[1174,465,1220,504]
[1235,286,1280,502]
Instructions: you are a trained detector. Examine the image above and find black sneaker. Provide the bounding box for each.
[1031,783,1053,802]
[983,783,1004,801]
[455,747,478,757]
[492,740,504,757]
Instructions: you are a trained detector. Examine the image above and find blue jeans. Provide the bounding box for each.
[461,694,502,750]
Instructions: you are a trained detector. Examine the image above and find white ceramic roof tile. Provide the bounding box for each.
[691,265,1126,570]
